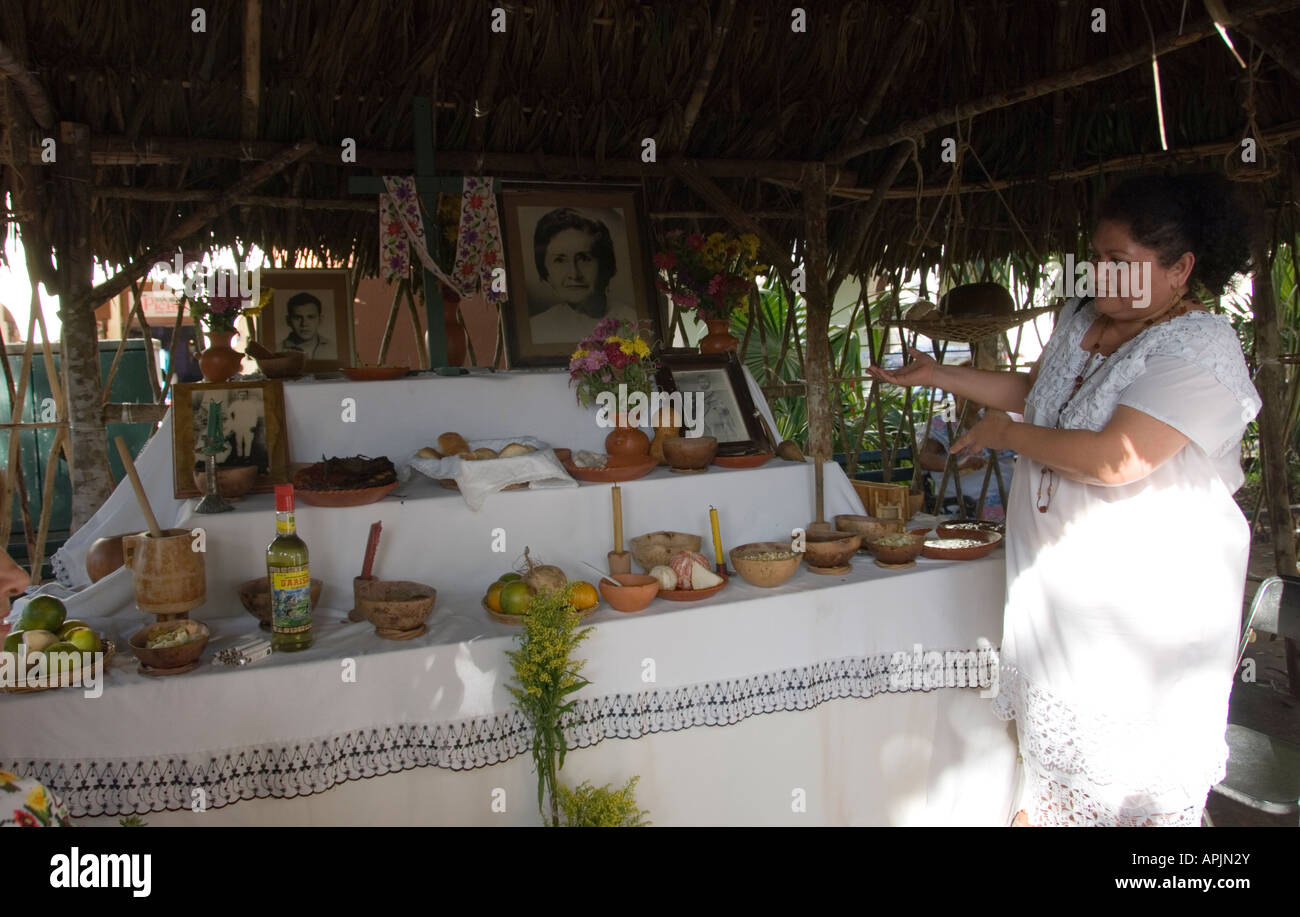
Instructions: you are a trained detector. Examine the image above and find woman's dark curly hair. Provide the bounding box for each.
[1097,173,1255,297]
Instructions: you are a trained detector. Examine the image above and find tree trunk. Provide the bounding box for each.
[802,164,834,467]
[53,122,114,531]
[1249,238,1300,697]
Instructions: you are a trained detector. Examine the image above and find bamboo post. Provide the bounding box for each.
[0,320,37,563]
[28,426,65,585]
[0,309,39,553]
[802,164,834,527]
[377,279,405,364]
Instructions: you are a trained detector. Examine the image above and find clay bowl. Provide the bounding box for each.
[129,619,209,670]
[803,530,861,569]
[86,532,132,583]
[629,531,703,573]
[936,520,1006,540]
[256,350,306,379]
[552,448,573,464]
[355,580,436,637]
[730,542,801,588]
[833,514,901,547]
[865,533,926,565]
[237,577,324,629]
[192,463,258,499]
[598,573,660,613]
[922,531,1003,561]
[662,435,718,472]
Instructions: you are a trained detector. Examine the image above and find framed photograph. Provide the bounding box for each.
[656,352,771,455]
[171,381,290,498]
[255,269,353,371]
[500,183,665,366]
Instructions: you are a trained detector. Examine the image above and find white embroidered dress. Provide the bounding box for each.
[995,298,1261,826]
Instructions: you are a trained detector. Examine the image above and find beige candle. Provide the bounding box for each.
[612,485,623,554]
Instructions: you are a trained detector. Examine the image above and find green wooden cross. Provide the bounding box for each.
[348,97,499,368]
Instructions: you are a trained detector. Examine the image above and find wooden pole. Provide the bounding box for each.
[0,321,38,565]
[673,0,737,151]
[802,163,834,482]
[241,0,262,141]
[0,39,56,130]
[827,0,1300,162]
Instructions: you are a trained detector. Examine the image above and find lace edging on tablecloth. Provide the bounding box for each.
[7,648,998,817]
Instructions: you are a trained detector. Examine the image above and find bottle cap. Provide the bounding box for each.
[274,484,294,512]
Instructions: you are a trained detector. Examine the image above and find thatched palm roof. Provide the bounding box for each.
[3,0,1299,280]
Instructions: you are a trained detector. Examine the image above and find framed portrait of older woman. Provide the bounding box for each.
[500,184,665,366]
[253,269,354,372]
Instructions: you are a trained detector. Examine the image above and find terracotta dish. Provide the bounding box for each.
[629,531,703,572]
[659,574,729,602]
[713,451,774,469]
[255,351,305,379]
[922,531,1002,561]
[342,366,409,381]
[238,577,324,628]
[936,520,1006,540]
[295,481,398,507]
[730,543,800,588]
[562,457,656,483]
[598,573,660,613]
[663,436,717,472]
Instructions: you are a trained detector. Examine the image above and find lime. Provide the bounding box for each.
[499,581,534,616]
[498,572,522,584]
[16,596,66,633]
[20,630,58,653]
[2,631,25,654]
[57,619,89,639]
[45,642,83,677]
[63,627,101,654]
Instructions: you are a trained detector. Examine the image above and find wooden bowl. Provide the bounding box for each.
[922,531,1002,561]
[663,435,717,472]
[129,620,209,670]
[833,514,901,546]
[730,542,801,588]
[86,532,132,583]
[802,530,861,568]
[865,533,926,565]
[192,463,258,499]
[598,573,659,613]
[356,579,436,636]
[629,531,703,572]
[295,481,397,507]
[237,577,324,628]
[256,351,305,379]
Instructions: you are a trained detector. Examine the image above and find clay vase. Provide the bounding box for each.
[605,412,650,466]
[86,532,131,583]
[699,318,739,354]
[122,528,206,616]
[198,328,244,382]
[649,424,681,466]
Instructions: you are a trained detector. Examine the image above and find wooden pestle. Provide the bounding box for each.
[114,435,164,538]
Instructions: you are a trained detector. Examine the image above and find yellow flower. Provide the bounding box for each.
[707,232,724,245]
[0,771,16,786]
[572,348,588,360]
[604,336,623,347]
[620,341,636,355]
[633,339,650,358]
[26,785,46,813]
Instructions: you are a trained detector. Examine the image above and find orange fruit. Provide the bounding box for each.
[569,582,598,611]
[499,581,535,616]
[486,581,505,613]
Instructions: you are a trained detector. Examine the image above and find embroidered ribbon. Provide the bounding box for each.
[378,176,466,297]
[451,176,506,304]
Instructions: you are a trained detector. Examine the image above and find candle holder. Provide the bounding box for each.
[195,400,234,515]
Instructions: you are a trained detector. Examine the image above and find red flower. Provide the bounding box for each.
[653,252,676,270]
[469,194,485,210]
[483,250,499,267]
[13,809,37,827]
[385,222,403,236]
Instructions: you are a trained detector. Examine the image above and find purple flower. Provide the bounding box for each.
[592,317,620,339]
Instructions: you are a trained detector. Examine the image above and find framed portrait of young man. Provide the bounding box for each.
[500,184,665,367]
[254,269,353,372]
[171,380,290,498]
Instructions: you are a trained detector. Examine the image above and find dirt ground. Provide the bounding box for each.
[1203,537,1300,827]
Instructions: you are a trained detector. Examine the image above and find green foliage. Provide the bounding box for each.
[505,583,593,826]
[118,815,146,827]
[557,777,650,827]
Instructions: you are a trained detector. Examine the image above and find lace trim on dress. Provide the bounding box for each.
[993,664,1226,827]
[1026,305,1261,448]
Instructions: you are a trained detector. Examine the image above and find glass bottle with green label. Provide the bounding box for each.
[268,484,312,651]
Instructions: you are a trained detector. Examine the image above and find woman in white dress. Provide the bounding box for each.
[869,173,1261,826]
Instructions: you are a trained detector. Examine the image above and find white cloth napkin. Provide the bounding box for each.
[399,436,577,511]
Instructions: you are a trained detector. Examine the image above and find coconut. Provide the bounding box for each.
[521,546,567,594]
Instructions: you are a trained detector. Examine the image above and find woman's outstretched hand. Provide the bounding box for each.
[953,409,1013,456]
[866,346,939,388]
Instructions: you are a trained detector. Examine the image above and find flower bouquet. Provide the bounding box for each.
[654,230,765,321]
[569,318,659,463]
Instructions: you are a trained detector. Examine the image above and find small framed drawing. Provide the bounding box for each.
[655,352,770,455]
[172,380,290,498]
[500,183,666,367]
[254,268,353,371]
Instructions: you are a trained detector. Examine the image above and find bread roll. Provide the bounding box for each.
[457,451,476,461]
[498,443,531,458]
[472,447,499,460]
[438,432,470,455]
[417,446,442,459]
